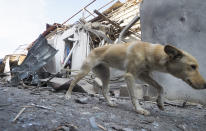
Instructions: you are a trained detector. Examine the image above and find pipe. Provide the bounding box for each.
[85,0,115,19]
[62,0,96,25]
[118,15,140,43]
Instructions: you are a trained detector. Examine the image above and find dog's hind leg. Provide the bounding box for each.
[65,62,91,99]
[124,72,150,115]
[139,73,164,110]
[93,64,116,107]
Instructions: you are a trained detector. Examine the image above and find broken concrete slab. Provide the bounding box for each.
[48,78,95,94]
[75,97,90,104]
[50,79,86,93]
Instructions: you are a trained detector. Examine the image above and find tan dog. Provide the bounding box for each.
[65,41,206,115]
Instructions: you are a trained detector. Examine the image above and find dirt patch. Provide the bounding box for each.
[0,81,206,131]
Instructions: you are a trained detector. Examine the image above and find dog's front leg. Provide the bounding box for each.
[139,73,164,110]
[65,64,90,100]
[124,73,150,115]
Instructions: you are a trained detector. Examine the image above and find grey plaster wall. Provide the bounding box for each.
[140,0,206,104]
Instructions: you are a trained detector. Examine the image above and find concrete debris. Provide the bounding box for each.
[122,128,133,131]
[89,117,100,130]
[177,123,188,131]
[49,78,95,94]
[0,54,26,75]
[196,104,203,109]
[152,121,159,128]
[53,123,78,131]
[111,125,134,131]
[75,97,89,104]
[1,0,206,130]
[1,81,206,130]
[11,35,57,86]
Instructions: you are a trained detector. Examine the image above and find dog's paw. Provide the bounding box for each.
[156,98,164,111]
[157,103,164,111]
[65,91,72,100]
[135,108,150,116]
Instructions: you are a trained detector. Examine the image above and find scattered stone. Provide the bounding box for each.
[152,121,159,128]
[110,113,116,119]
[89,117,99,130]
[60,125,70,131]
[110,125,133,131]
[50,79,86,93]
[75,97,89,104]
[145,118,155,123]
[110,89,120,97]
[54,123,78,131]
[111,125,124,131]
[81,112,91,115]
[49,78,95,94]
[196,104,203,109]
[10,93,14,96]
[122,128,133,131]
[98,96,106,102]
[177,123,187,131]
[92,106,101,111]
[140,118,154,124]
[1,78,206,130]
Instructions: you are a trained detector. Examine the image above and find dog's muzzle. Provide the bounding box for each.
[186,78,206,89]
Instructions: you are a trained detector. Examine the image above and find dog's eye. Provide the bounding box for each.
[191,65,196,70]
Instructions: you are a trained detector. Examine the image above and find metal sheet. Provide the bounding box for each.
[11,35,58,85]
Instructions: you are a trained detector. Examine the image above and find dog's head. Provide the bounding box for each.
[164,45,206,89]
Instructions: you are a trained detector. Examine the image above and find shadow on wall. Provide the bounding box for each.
[140,0,206,104]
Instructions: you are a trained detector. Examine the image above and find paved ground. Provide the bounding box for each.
[0,80,206,131]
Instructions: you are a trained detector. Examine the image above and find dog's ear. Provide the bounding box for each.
[164,45,183,60]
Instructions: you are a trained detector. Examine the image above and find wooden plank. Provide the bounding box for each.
[94,10,122,29]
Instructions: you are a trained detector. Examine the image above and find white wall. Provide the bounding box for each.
[46,26,90,73]
[71,30,90,70]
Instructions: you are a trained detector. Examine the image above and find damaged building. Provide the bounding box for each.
[3,0,206,105]
[43,0,142,74]
[1,0,206,130]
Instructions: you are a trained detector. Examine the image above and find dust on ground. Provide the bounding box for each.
[0,81,206,131]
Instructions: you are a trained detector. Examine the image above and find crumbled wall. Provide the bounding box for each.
[106,0,141,33]
[140,0,206,104]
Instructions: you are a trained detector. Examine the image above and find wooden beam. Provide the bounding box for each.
[94,10,122,29]
[94,10,141,39]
